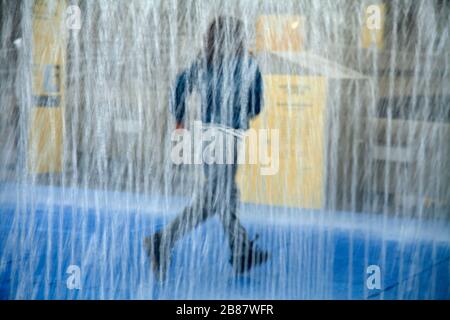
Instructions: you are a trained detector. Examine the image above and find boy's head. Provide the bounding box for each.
[205,16,246,66]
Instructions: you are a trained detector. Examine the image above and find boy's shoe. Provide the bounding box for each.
[230,237,269,274]
[144,233,169,281]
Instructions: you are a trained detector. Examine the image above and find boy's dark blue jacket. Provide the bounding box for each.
[171,56,263,130]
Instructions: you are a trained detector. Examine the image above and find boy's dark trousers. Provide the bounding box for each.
[159,140,251,259]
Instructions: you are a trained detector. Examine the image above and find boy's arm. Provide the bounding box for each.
[248,66,263,119]
[171,66,195,128]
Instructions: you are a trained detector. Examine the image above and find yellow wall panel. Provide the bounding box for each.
[362,3,385,49]
[28,108,63,173]
[237,75,327,209]
[256,15,304,52]
[29,0,66,173]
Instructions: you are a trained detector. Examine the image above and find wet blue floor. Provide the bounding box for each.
[0,184,449,299]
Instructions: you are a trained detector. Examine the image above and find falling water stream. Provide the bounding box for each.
[0,0,449,299]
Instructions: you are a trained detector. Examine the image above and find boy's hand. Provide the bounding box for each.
[175,122,184,130]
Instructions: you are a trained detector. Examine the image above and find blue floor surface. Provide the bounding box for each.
[0,183,449,299]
